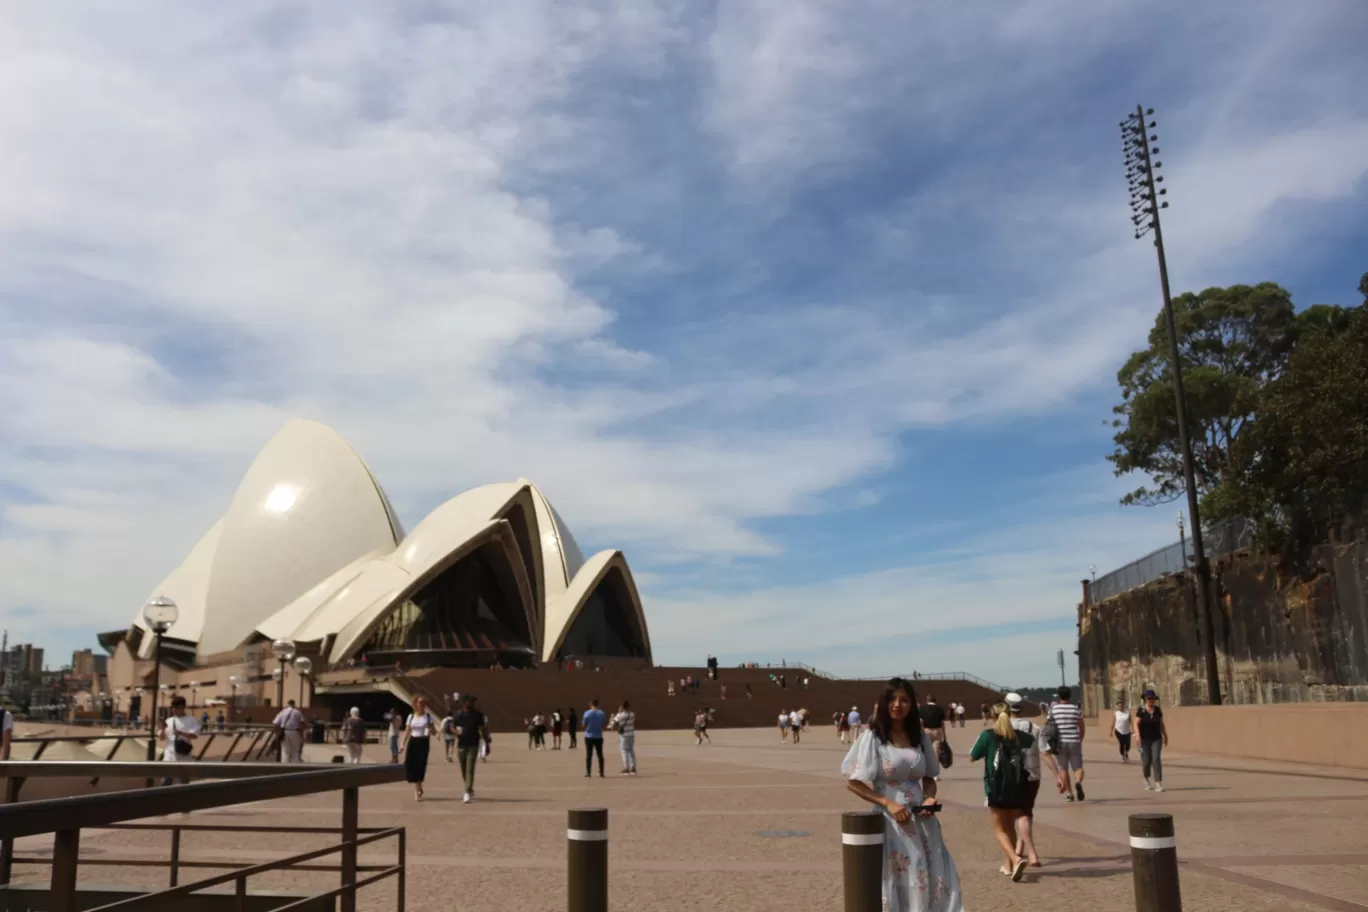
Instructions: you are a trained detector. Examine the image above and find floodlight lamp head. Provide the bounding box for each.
[271,638,297,662]
[142,595,179,633]
[1146,108,1154,114]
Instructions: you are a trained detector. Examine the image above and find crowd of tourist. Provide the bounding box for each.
[150,665,1175,910]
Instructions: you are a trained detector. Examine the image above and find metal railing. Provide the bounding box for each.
[10,726,280,769]
[0,761,406,912]
[1091,517,1255,604]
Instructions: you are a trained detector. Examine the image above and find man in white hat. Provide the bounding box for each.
[846,705,862,731]
[1004,693,1042,867]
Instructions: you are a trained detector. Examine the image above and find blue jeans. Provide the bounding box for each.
[1140,739,1164,782]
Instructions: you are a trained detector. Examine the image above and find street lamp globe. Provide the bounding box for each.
[142,595,179,633]
[293,656,313,677]
[271,638,296,662]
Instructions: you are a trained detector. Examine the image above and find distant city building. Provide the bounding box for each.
[71,648,108,679]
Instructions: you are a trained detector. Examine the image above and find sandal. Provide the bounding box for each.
[1012,858,1028,882]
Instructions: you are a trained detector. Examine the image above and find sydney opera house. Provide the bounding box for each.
[100,419,651,717]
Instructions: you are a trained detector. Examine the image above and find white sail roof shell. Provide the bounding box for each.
[133,422,647,665]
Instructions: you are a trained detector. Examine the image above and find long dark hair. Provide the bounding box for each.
[870,677,924,745]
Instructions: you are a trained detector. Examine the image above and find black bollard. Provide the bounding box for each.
[1130,812,1182,912]
[567,807,608,912]
[842,810,884,912]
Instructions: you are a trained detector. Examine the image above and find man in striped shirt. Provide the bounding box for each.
[1047,687,1087,801]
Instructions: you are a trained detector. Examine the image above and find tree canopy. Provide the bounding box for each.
[1109,272,1365,550]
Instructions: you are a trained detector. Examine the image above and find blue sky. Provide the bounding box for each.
[1,1,1366,686]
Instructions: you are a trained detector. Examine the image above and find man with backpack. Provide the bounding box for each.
[969,701,1034,882]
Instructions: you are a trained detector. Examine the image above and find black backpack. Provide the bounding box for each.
[988,736,1028,808]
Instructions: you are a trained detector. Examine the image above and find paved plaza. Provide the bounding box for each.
[10,723,1368,910]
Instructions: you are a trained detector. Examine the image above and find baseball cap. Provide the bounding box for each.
[1005,692,1024,713]
[1143,689,1157,699]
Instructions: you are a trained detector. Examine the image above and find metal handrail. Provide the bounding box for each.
[0,764,403,840]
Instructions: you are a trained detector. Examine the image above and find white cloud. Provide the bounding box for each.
[0,2,1364,679]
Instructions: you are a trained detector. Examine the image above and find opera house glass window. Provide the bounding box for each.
[558,571,647,659]
[363,548,534,664]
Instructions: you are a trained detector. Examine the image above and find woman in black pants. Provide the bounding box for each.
[401,696,436,801]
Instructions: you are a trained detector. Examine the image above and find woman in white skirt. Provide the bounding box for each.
[843,678,963,911]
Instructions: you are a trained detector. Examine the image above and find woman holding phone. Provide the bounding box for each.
[842,677,963,911]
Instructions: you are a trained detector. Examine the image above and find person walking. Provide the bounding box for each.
[341,707,366,764]
[920,696,948,747]
[273,699,306,763]
[1005,694,1042,868]
[778,709,790,742]
[582,699,607,778]
[400,696,435,801]
[790,709,802,744]
[970,702,1034,881]
[454,695,487,802]
[694,708,711,744]
[836,710,851,743]
[1135,690,1168,791]
[1111,698,1133,763]
[551,709,564,750]
[956,702,966,728]
[611,700,637,775]
[1047,687,1086,801]
[160,695,200,786]
[440,711,456,765]
[842,677,963,911]
[387,711,403,763]
[567,706,579,749]
[846,705,861,732]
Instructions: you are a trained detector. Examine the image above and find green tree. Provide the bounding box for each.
[1108,283,1299,506]
[1222,300,1368,550]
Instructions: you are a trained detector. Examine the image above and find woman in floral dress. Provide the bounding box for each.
[843,677,964,912]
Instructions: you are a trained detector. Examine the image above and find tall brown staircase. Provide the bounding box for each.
[319,666,1013,733]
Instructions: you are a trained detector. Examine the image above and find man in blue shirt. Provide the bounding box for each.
[582,699,607,778]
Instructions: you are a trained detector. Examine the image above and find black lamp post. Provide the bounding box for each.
[293,656,312,707]
[1121,104,1222,705]
[271,639,296,710]
[142,595,179,759]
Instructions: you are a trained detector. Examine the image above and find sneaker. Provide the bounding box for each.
[462,792,472,804]
[1075,785,1085,802]
[1064,792,1075,802]
[1144,779,1154,791]
[1154,782,1165,793]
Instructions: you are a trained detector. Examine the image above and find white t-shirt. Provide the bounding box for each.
[1,710,12,733]
[273,707,304,732]
[778,713,789,726]
[1114,710,1133,735]
[406,712,435,738]
[163,713,201,763]
[1010,717,1041,781]
[956,704,965,717]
